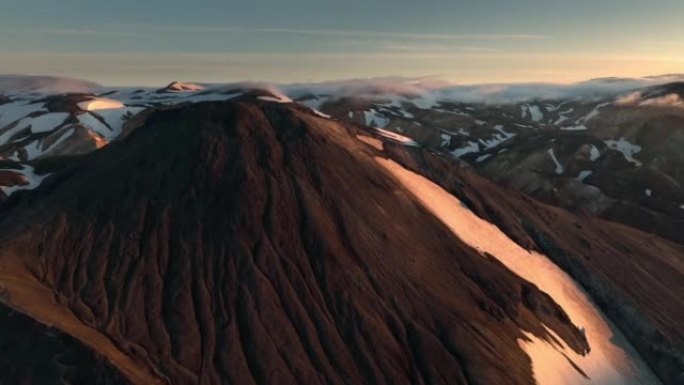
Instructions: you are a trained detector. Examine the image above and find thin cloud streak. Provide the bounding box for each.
[224,27,552,41]
[18,24,551,42]
[637,39,684,48]
[10,27,141,37]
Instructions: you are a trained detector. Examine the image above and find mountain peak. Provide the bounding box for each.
[159,81,205,93]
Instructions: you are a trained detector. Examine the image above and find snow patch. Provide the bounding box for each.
[310,108,331,119]
[528,105,544,122]
[604,138,642,166]
[548,149,564,174]
[78,98,125,111]
[0,165,49,195]
[476,154,492,163]
[451,141,480,157]
[577,170,593,182]
[440,133,451,147]
[478,125,515,149]
[258,95,292,103]
[373,127,419,146]
[589,145,601,161]
[561,125,588,131]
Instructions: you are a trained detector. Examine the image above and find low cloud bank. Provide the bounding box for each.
[283,75,684,105]
[0,74,100,93]
[614,90,683,108]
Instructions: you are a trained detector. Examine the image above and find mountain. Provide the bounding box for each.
[0,97,591,385]
[0,75,681,384]
[158,81,206,93]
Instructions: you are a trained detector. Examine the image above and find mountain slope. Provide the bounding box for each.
[0,99,590,385]
[380,142,683,385]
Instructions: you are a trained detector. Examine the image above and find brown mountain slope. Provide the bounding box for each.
[381,142,684,385]
[0,299,132,385]
[0,99,588,385]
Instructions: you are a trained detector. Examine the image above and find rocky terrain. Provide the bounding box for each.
[0,75,681,384]
[298,76,684,244]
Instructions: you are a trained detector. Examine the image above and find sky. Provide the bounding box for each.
[1,0,683,86]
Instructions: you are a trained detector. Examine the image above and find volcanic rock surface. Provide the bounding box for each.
[0,99,591,385]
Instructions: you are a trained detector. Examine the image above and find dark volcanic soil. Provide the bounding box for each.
[0,301,132,385]
[0,100,589,385]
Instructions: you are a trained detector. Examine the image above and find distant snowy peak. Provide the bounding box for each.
[159,81,205,93]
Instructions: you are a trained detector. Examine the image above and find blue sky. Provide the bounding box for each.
[1,0,683,85]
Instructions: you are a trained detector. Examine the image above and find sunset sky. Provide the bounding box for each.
[2,0,683,85]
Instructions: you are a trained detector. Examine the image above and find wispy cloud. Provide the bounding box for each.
[25,24,549,42]
[329,39,501,54]
[637,39,684,48]
[221,27,552,41]
[12,27,140,37]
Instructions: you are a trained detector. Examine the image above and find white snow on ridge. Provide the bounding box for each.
[577,170,593,182]
[590,145,601,161]
[451,141,480,157]
[373,127,419,146]
[476,125,515,150]
[376,158,662,385]
[548,149,565,174]
[528,105,544,122]
[258,95,292,103]
[440,133,451,147]
[0,165,50,196]
[604,138,642,166]
[311,108,331,119]
[580,102,610,124]
[554,108,575,125]
[476,154,492,163]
